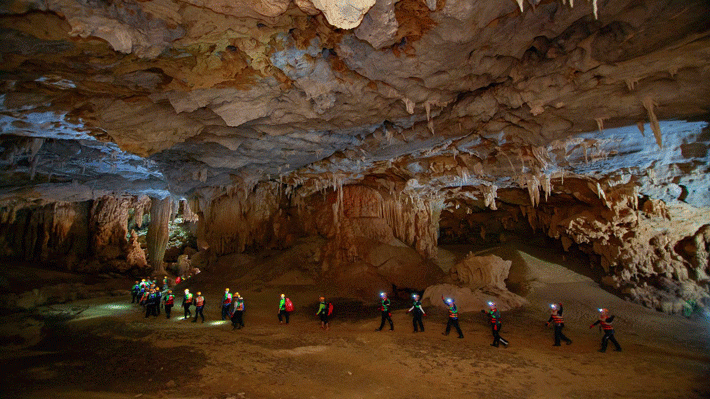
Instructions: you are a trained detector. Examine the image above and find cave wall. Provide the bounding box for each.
[0,201,90,268]
[0,195,152,273]
[440,181,710,312]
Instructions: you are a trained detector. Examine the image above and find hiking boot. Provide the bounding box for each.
[457,335,464,339]
[566,340,572,345]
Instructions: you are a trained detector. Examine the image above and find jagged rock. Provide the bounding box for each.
[354,0,399,49]
[126,230,148,269]
[450,253,512,290]
[310,0,376,29]
[421,283,527,313]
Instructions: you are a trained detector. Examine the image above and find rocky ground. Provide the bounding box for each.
[1,242,709,399]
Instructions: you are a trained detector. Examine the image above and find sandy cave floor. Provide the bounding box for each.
[1,244,710,399]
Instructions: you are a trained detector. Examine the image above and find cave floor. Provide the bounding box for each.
[2,247,710,399]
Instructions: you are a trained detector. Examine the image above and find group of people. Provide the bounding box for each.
[130,281,621,353]
[376,292,509,347]
[378,292,620,352]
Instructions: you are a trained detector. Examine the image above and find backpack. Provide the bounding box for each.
[285,298,294,312]
[327,302,334,316]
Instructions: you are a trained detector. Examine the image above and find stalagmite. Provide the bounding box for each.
[147,196,171,274]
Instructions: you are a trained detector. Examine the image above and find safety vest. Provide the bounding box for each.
[223,293,232,305]
[185,293,193,303]
[448,304,458,319]
[235,299,244,311]
[551,314,564,325]
[165,294,174,305]
[381,299,390,312]
[195,296,205,307]
[600,318,614,330]
[488,309,500,324]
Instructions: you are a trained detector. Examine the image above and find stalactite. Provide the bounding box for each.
[482,185,498,210]
[516,0,524,12]
[642,97,662,149]
[181,199,199,223]
[146,196,171,274]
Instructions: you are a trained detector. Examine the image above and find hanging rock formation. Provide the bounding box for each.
[0,0,709,311]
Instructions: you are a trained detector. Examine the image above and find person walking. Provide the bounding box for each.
[375,292,394,331]
[231,293,245,330]
[546,303,572,346]
[316,296,330,331]
[408,293,426,333]
[483,301,508,347]
[182,289,193,320]
[222,288,232,320]
[192,291,205,323]
[163,290,175,319]
[278,294,290,324]
[590,308,622,352]
[441,296,464,338]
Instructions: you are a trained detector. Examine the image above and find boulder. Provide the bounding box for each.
[450,253,512,290]
[422,283,527,313]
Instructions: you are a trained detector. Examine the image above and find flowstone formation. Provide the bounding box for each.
[1,0,709,312]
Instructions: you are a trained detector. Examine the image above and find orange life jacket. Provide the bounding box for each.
[195,296,205,307]
[551,314,564,325]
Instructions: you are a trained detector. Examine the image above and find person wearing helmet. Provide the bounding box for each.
[408,293,426,333]
[222,288,232,320]
[163,289,175,319]
[278,294,290,324]
[231,293,245,330]
[163,275,169,289]
[145,288,159,318]
[441,296,464,339]
[589,308,621,352]
[192,291,205,323]
[546,303,572,346]
[316,296,330,330]
[131,281,140,303]
[154,286,162,316]
[182,289,193,320]
[482,301,508,347]
[375,292,394,331]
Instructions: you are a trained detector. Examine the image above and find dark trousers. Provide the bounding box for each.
[222,305,231,320]
[378,311,393,330]
[491,323,508,346]
[553,324,571,345]
[193,306,204,322]
[278,310,290,323]
[131,293,137,303]
[600,330,621,352]
[445,318,463,337]
[165,304,173,318]
[145,304,158,318]
[183,304,192,319]
[232,311,244,329]
[412,312,424,332]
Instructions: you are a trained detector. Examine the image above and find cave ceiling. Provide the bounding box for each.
[0,0,709,209]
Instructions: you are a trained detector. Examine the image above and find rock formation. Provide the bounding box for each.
[0,0,709,312]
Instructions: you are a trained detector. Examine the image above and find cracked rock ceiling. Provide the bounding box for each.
[0,0,709,208]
